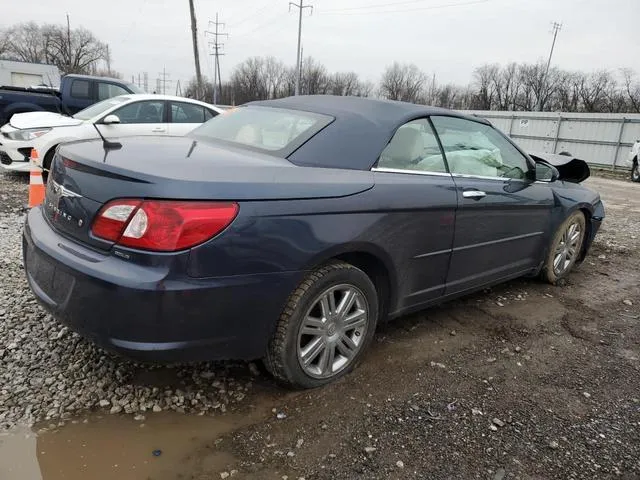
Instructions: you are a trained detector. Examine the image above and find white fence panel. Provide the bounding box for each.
[462,111,640,169]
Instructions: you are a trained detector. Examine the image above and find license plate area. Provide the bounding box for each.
[26,244,74,305]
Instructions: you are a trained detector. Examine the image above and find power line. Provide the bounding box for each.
[205,13,228,105]
[321,0,459,13]
[227,1,273,29]
[229,12,289,46]
[289,0,313,96]
[320,0,488,16]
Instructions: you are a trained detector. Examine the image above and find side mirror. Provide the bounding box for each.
[102,114,121,125]
[535,161,560,183]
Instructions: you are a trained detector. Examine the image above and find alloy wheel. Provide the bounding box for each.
[553,221,582,276]
[296,284,369,379]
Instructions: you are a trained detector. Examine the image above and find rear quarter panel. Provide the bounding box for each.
[188,172,458,314]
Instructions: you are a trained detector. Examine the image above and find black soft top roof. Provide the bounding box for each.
[249,95,490,170]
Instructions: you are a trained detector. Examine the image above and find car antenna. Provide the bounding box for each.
[93,124,122,150]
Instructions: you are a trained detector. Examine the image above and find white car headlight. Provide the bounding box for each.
[6,128,52,141]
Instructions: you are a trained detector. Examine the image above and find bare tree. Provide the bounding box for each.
[2,22,108,74]
[329,72,358,96]
[578,70,615,112]
[185,76,214,100]
[264,57,288,99]
[3,22,51,63]
[300,57,329,95]
[471,64,500,109]
[622,69,640,113]
[379,62,427,103]
[46,25,107,74]
[0,28,13,59]
[230,57,268,104]
[490,62,520,110]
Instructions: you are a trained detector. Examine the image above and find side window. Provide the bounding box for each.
[111,101,165,124]
[378,118,447,173]
[98,83,130,101]
[70,79,90,99]
[430,116,530,180]
[170,102,206,123]
[204,108,219,121]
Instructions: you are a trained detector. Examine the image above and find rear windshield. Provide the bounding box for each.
[189,106,333,156]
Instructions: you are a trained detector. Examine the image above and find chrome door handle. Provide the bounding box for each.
[152,128,166,132]
[462,190,486,199]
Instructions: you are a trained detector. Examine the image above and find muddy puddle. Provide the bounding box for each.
[0,409,264,480]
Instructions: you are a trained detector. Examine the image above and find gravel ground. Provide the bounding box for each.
[0,173,255,430]
[1,172,639,480]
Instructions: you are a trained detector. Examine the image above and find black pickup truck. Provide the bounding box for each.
[0,74,144,126]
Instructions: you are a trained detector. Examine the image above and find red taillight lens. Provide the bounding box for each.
[91,199,238,252]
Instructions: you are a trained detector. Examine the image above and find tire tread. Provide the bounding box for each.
[265,261,362,386]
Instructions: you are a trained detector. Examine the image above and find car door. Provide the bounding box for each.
[430,115,554,296]
[372,118,457,310]
[100,100,168,137]
[168,101,218,136]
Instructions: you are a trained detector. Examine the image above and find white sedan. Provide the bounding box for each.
[0,94,223,172]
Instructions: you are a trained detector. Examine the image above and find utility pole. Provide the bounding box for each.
[289,0,313,95]
[106,45,111,73]
[205,13,228,105]
[539,21,562,111]
[188,0,203,99]
[66,14,71,73]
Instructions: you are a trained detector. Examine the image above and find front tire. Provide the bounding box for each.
[632,161,640,183]
[265,261,378,389]
[541,211,586,284]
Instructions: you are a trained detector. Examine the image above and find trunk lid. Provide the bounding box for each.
[45,136,373,249]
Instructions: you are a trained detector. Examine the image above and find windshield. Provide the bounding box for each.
[189,106,333,155]
[73,96,130,120]
[125,83,145,94]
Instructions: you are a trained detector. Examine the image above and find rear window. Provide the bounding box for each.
[189,106,333,155]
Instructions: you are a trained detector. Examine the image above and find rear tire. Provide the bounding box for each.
[265,261,378,389]
[632,160,640,183]
[541,211,586,285]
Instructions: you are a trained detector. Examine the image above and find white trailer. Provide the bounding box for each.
[0,60,60,89]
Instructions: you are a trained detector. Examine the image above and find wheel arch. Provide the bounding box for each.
[302,243,398,322]
[42,144,60,170]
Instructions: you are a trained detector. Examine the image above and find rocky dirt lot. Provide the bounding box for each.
[0,172,639,480]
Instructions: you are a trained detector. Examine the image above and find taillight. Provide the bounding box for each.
[91,199,238,252]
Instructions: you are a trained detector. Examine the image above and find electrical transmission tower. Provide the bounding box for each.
[289,0,313,96]
[539,21,562,111]
[206,13,228,105]
[157,67,172,95]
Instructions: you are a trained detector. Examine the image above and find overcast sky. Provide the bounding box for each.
[2,0,639,92]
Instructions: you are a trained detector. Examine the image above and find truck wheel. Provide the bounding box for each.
[265,261,378,389]
[541,211,586,285]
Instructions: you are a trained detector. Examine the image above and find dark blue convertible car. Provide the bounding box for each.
[23,95,605,388]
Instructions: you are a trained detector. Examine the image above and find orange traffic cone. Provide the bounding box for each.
[30,147,39,165]
[28,149,45,208]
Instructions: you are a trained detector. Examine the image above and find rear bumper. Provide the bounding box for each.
[23,207,301,362]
